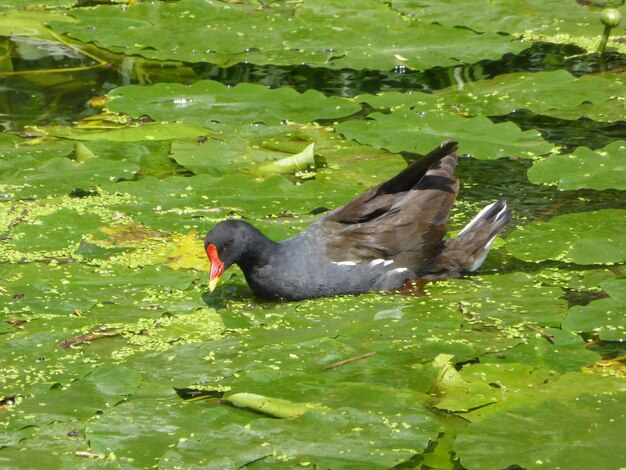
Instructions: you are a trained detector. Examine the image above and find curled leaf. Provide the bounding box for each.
[224,392,328,418]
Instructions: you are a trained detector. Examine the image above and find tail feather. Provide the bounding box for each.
[429,199,512,276]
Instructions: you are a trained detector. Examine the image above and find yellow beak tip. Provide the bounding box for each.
[208,278,219,292]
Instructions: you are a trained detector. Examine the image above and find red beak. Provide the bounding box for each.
[206,244,224,292]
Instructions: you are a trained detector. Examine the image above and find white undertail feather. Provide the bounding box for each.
[457,202,497,237]
[462,201,510,272]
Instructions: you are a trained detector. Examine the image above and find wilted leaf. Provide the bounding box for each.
[225,392,328,418]
[251,142,315,176]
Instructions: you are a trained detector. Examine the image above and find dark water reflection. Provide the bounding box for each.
[5,40,626,128]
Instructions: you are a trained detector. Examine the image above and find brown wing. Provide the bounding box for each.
[317,141,460,271]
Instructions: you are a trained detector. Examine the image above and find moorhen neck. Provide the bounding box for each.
[204,141,512,300]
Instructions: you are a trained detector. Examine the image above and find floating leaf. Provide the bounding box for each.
[0,153,139,199]
[481,328,601,373]
[8,208,104,252]
[391,0,626,54]
[435,70,626,121]
[335,109,554,159]
[563,279,626,341]
[106,80,360,127]
[528,140,626,190]
[51,0,528,70]
[454,392,626,470]
[506,210,626,264]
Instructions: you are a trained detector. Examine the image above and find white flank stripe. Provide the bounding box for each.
[389,267,410,275]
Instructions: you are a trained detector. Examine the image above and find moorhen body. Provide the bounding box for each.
[204,141,511,300]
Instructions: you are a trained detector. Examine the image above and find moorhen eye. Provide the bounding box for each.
[203,141,512,301]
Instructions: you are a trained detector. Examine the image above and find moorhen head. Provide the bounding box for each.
[204,141,511,300]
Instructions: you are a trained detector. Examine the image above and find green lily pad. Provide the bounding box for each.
[8,363,140,430]
[391,0,626,54]
[0,153,139,199]
[528,140,626,190]
[454,391,626,470]
[169,122,407,188]
[335,109,554,159]
[0,262,196,317]
[8,208,104,253]
[391,0,594,35]
[169,124,318,177]
[0,1,76,12]
[106,80,360,127]
[102,173,359,237]
[480,328,601,373]
[563,278,626,341]
[435,70,626,121]
[51,0,527,70]
[0,421,92,469]
[506,210,626,264]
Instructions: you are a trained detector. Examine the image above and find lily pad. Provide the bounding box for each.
[435,70,626,121]
[8,208,104,253]
[506,209,626,264]
[50,0,528,70]
[454,391,626,470]
[480,328,601,373]
[106,80,360,127]
[170,123,407,191]
[335,109,554,159]
[563,278,626,341]
[528,140,626,190]
[0,152,139,199]
[391,0,626,54]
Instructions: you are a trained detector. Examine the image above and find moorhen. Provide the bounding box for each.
[204,141,511,300]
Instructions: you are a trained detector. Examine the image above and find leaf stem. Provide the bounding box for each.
[597,24,612,54]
